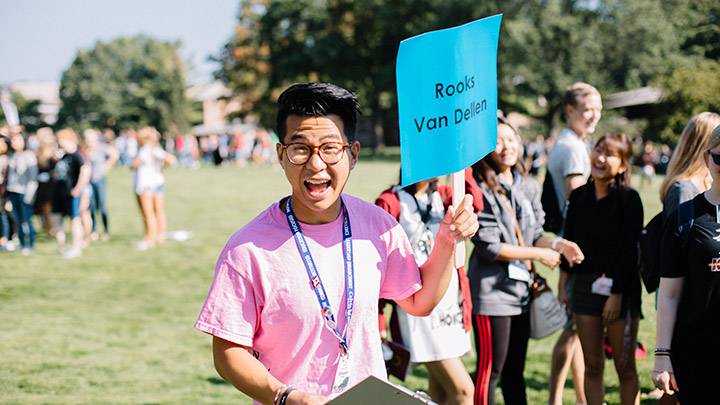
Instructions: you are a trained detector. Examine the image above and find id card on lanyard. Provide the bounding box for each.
[284,197,355,393]
[591,274,613,296]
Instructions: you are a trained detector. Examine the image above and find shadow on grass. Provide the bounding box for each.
[207,376,230,386]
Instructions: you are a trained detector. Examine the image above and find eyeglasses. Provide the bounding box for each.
[281,142,350,165]
[708,150,720,165]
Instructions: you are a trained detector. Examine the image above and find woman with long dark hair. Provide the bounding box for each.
[562,132,643,405]
[6,132,38,255]
[469,117,583,405]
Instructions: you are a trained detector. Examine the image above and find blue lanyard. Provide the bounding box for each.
[284,197,355,355]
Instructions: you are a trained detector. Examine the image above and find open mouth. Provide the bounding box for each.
[304,179,332,197]
[592,162,606,171]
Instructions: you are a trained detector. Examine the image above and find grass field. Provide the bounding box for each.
[1,160,664,404]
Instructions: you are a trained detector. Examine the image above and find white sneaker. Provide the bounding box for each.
[20,247,32,256]
[63,248,82,259]
[136,240,154,251]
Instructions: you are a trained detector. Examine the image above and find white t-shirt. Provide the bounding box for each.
[195,195,422,400]
[133,145,165,193]
[547,128,591,214]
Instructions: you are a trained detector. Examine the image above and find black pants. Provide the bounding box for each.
[473,312,530,405]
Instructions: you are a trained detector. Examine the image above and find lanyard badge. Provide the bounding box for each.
[284,197,355,355]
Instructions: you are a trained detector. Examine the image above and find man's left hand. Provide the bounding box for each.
[440,194,478,242]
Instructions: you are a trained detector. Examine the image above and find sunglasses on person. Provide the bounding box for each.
[708,150,720,165]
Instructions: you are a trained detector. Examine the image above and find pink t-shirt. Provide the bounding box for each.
[195,194,422,400]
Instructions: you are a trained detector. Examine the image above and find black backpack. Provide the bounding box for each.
[638,199,694,293]
[541,171,564,233]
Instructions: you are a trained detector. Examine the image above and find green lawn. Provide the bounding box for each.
[1,161,664,404]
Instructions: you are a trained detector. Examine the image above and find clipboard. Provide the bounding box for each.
[328,375,437,405]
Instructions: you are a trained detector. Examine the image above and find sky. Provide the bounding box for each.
[1,0,239,85]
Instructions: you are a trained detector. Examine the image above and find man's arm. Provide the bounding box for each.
[396,195,478,316]
[564,174,585,197]
[213,337,327,405]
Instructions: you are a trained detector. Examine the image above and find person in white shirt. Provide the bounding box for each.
[546,82,602,405]
[131,127,176,251]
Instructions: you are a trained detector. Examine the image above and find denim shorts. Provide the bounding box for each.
[135,184,165,195]
[70,196,82,218]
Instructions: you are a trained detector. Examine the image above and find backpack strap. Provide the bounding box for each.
[677,198,694,241]
[375,187,401,220]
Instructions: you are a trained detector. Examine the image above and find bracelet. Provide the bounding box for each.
[655,348,671,355]
[273,385,287,405]
[279,386,295,405]
[551,237,561,251]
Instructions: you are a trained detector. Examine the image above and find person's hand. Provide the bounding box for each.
[556,239,584,267]
[440,194,478,242]
[70,187,81,197]
[602,293,622,323]
[558,287,568,306]
[537,248,561,268]
[286,390,328,405]
[652,356,678,395]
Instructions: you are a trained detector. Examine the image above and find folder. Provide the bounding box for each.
[328,375,437,405]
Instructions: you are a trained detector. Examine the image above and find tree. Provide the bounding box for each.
[217,0,711,145]
[649,59,720,143]
[57,36,191,133]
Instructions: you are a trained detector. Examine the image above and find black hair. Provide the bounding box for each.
[397,168,437,195]
[471,116,525,194]
[276,82,360,142]
[593,132,633,189]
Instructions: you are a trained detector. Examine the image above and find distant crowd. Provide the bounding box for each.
[115,127,280,169]
[0,124,277,258]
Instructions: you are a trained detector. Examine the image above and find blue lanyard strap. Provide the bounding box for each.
[284,197,355,354]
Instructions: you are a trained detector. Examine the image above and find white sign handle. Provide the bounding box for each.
[452,170,466,268]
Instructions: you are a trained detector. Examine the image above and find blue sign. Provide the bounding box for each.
[396,15,502,186]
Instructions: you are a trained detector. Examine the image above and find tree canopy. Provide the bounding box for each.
[217,0,719,145]
[57,35,191,133]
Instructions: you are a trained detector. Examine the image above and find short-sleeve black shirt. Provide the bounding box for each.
[661,193,720,330]
[660,192,720,400]
[54,151,84,190]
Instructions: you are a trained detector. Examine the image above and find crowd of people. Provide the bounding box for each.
[0,123,280,257]
[4,80,717,405]
[193,82,719,405]
[0,125,172,257]
[114,126,279,169]
[522,128,675,189]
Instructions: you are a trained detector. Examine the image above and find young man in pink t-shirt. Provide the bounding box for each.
[195,82,478,405]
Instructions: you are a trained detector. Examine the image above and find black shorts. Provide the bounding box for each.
[51,186,72,216]
[570,273,641,318]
